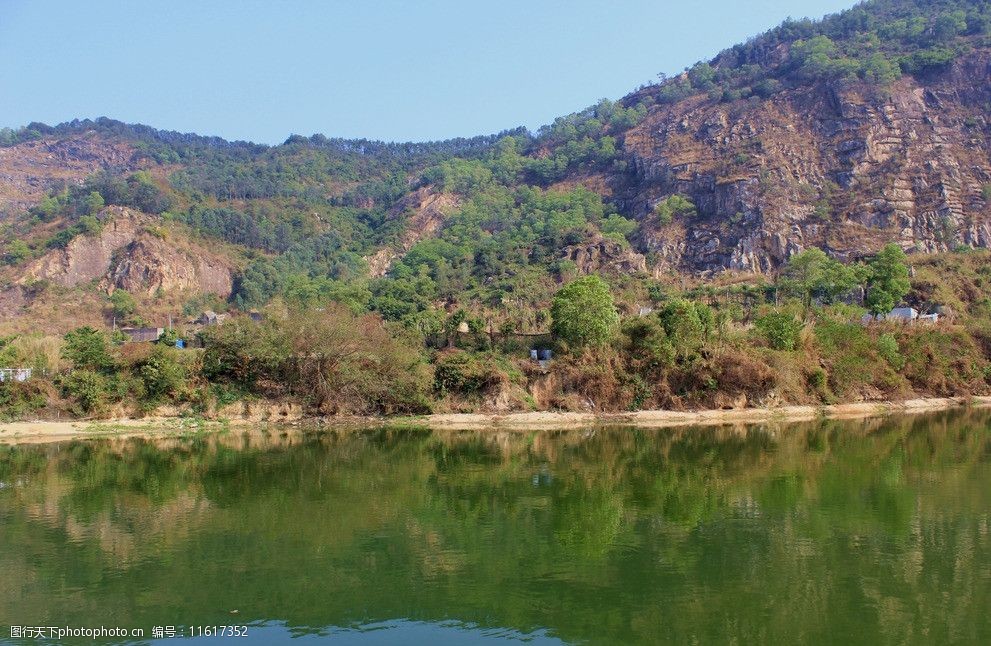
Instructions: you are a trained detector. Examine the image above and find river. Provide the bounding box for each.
[2,410,990,644]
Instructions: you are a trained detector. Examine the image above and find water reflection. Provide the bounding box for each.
[1,410,990,645]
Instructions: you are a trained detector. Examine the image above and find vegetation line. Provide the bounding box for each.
[2,396,988,444]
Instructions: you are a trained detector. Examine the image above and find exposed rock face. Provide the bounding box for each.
[366,187,460,277]
[562,236,647,275]
[619,51,991,274]
[0,133,139,217]
[23,210,144,287]
[103,236,234,296]
[20,207,233,297]
[0,285,28,319]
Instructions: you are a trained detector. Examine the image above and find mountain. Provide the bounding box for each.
[1,0,990,332]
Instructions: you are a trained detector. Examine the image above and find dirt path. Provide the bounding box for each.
[2,396,990,445]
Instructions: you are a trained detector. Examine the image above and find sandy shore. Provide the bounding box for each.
[413,396,991,430]
[2,396,990,445]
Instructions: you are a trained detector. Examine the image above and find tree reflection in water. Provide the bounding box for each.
[1,410,990,645]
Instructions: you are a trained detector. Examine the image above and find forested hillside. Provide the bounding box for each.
[1,0,990,419]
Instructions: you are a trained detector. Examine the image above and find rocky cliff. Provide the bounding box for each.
[0,132,141,217]
[19,207,233,297]
[614,51,991,274]
[0,207,234,323]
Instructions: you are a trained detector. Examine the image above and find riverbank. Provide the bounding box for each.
[2,396,990,445]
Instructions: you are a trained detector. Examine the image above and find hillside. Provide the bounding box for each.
[0,0,989,333]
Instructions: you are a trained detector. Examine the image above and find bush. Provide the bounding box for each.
[551,276,619,348]
[0,380,50,420]
[898,328,988,396]
[619,317,674,373]
[433,350,506,396]
[62,369,111,414]
[63,327,114,371]
[7,334,62,375]
[135,346,187,405]
[877,333,905,370]
[815,320,884,397]
[755,312,803,350]
[201,306,431,414]
[658,299,713,360]
[653,195,696,225]
[108,290,137,320]
[3,240,30,265]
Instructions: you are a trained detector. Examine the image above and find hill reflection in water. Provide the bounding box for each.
[1,410,990,645]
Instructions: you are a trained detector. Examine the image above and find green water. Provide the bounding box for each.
[1,411,990,645]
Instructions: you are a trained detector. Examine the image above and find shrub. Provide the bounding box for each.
[62,369,111,414]
[3,240,30,265]
[877,333,905,370]
[551,276,619,348]
[63,327,114,371]
[815,319,882,396]
[619,317,674,373]
[108,290,137,320]
[135,346,187,405]
[7,334,62,375]
[202,306,431,414]
[755,312,803,350]
[653,195,696,225]
[600,214,637,241]
[898,328,988,396]
[658,299,712,360]
[433,350,506,396]
[0,380,50,420]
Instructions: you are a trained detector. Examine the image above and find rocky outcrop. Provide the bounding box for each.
[561,235,648,275]
[103,236,233,297]
[366,187,460,277]
[19,206,234,297]
[0,133,139,217]
[619,51,991,274]
[22,210,144,287]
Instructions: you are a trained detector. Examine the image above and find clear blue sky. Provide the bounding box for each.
[1,0,856,144]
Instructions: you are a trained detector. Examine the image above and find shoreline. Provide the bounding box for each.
[1,396,990,445]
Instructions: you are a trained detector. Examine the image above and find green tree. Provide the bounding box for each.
[877,333,905,370]
[933,10,967,41]
[620,317,674,371]
[779,248,858,308]
[862,53,900,85]
[755,311,803,351]
[62,369,110,414]
[658,299,712,360]
[551,276,619,348]
[63,327,113,371]
[866,244,911,316]
[84,191,105,215]
[108,290,137,320]
[687,62,716,90]
[136,346,187,404]
[33,194,61,220]
[601,214,637,241]
[653,195,696,225]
